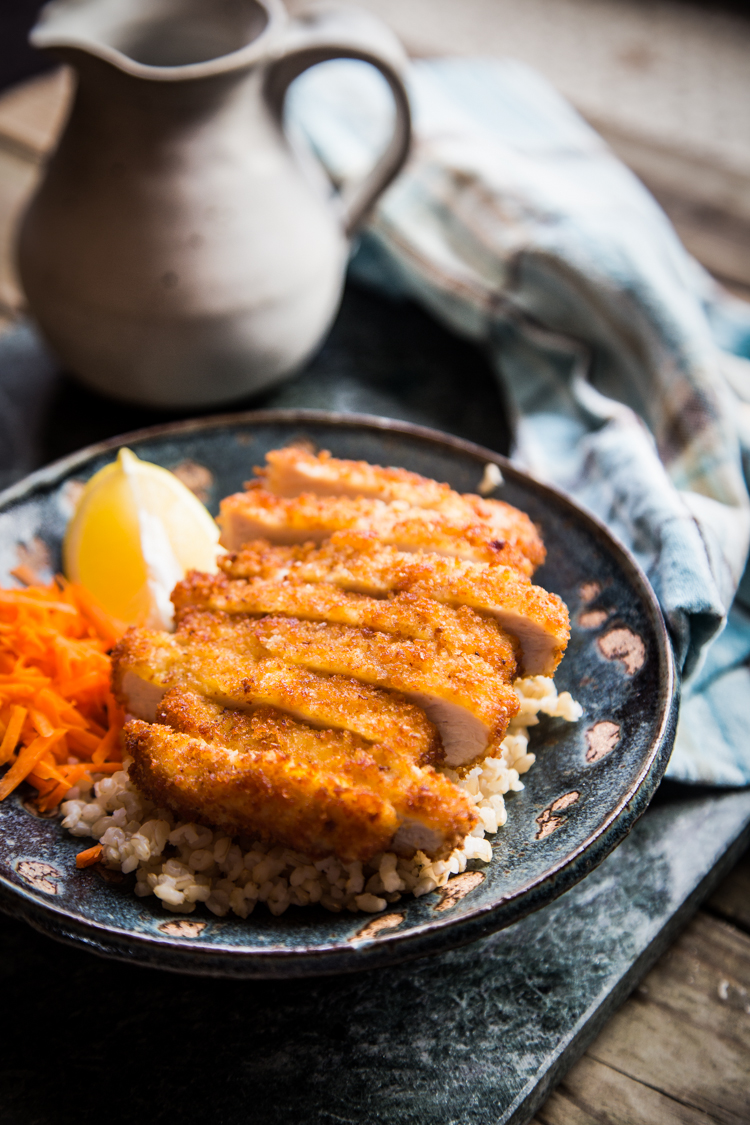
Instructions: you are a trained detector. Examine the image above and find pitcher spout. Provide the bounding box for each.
[31,0,284,80]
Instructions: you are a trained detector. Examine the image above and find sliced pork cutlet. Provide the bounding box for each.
[221,532,569,677]
[111,624,441,766]
[217,611,520,769]
[127,688,477,861]
[256,445,546,571]
[218,488,538,575]
[259,444,459,505]
[173,570,518,675]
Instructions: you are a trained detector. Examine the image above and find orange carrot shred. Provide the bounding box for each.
[0,581,123,811]
[39,780,73,812]
[28,757,69,784]
[66,728,100,754]
[70,584,127,649]
[0,706,27,766]
[30,708,56,738]
[76,844,103,868]
[0,729,67,801]
[92,723,121,764]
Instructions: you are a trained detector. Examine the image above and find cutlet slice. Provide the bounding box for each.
[240,613,519,768]
[219,488,539,574]
[257,446,545,570]
[126,689,477,861]
[221,533,569,677]
[172,571,518,675]
[112,625,440,765]
[260,445,457,505]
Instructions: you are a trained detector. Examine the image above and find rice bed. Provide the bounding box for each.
[59,677,581,917]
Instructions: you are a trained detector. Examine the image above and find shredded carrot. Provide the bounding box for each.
[75,843,103,869]
[92,723,122,764]
[39,780,76,812]
[0,729,67,801]
[28,756,69,785]
[30,707,56,738]
[0,705,26,766]
[67,581,128,651]
[0,580,127,810]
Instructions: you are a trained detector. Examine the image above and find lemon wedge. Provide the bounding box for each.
[63,448,220,629]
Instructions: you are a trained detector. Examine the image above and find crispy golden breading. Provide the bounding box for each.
[172,570,519,673]
[173,608,517,767]
[242,613,519,768]
[259,446,544,567]
[112,450,572,866]
[112,623,441,766]
[220,532,569,677]
[218,488,541,575]
[126,690,477,861]
[259,445,464,505]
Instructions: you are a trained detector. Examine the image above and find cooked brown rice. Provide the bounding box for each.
[60,676,581,917]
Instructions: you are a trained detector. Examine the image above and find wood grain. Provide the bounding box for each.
[533,850,750,1125]
[708,849,750,934]
[535,1055,715,1124]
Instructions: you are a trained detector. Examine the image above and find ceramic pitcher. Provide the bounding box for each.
[18,0,411,407]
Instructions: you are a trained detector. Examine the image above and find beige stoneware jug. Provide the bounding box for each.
[18,0,411,407]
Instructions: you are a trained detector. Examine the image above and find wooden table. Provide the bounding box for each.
[534,862,750,1125]
[0,66,748,1125]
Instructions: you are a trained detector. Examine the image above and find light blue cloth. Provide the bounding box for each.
[288,56,750,785]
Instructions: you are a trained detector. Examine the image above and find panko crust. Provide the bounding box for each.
[172,570,519,674]
[257,446,545,571]
[112,623,442,766]
[126,690,477,861]
[171,608,519,766]
[112,449,573,865]
[219,531,569,677]
[218,488,541,575]
[258,444,459,506]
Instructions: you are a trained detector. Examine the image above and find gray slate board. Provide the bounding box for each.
[2,786,749,1125]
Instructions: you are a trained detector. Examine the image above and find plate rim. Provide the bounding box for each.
[0,409,678,977]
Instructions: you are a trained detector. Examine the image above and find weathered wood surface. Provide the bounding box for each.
[708,848,750,934]
[532,852,750,1125]
[0,62,749,1125]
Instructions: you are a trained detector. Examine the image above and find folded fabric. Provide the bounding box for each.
[288,56,750,785]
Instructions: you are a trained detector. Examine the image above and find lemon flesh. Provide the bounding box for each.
[64,448,220,628]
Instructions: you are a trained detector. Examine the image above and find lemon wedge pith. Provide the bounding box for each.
[64,448,220,628]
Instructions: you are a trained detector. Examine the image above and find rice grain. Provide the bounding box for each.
[60,676,580,917]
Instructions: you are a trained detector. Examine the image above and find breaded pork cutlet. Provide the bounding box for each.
[168,610,518,768]
[218,490,541,576]
[257,446,544,570]
[127,689,477,861]
[220,532,569,677]
[258,445,458,505]
[112,624,441,766]
[172,570,519,673]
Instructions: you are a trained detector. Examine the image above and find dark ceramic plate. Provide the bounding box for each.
[0,411,677,978]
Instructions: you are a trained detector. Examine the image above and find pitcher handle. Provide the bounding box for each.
[264,3,411,236]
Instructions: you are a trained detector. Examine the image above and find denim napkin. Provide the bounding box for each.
[289,55,750,785]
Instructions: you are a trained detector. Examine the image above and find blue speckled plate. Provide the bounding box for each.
[0,411,677,977]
